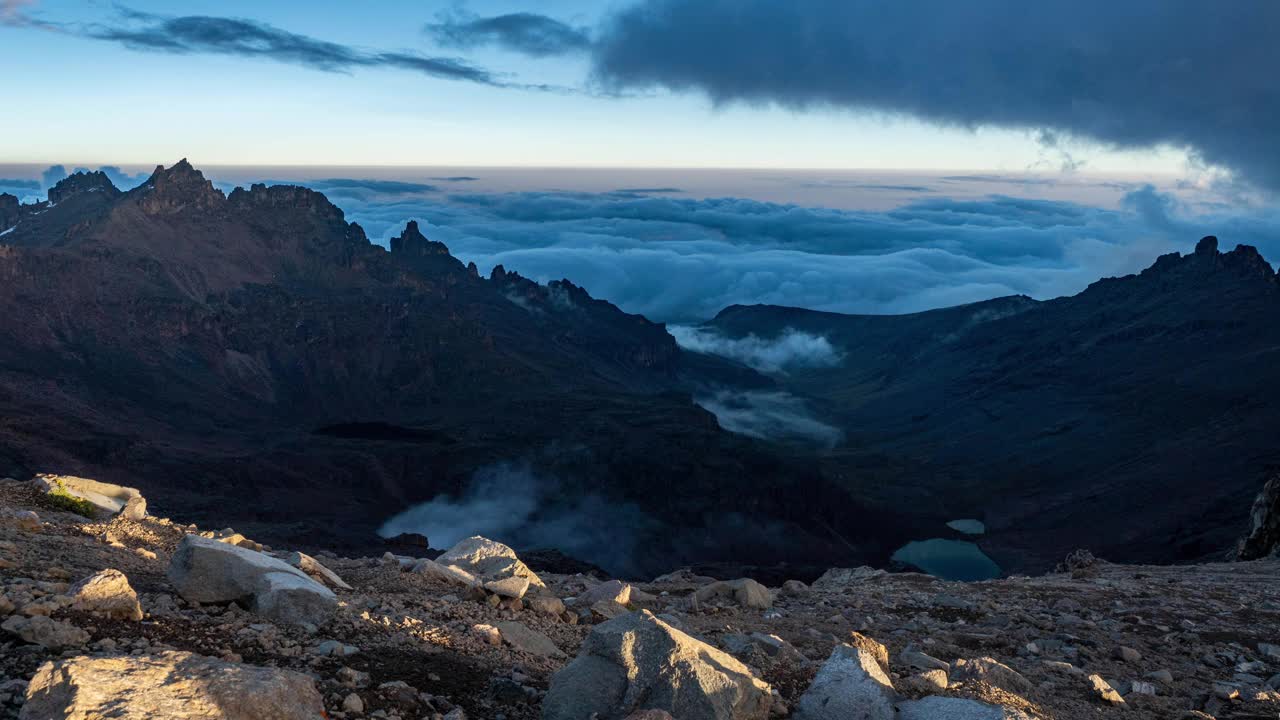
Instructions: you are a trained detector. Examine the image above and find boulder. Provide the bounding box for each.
[34,474,146,520]
[848,632,889,670]
[525,595,566,616]
[3,509,41,532]
[436,536,545,588]
[897,697,1033,719]
[900,646,949,672]
[901,669,948,693]
[20,651,324,719]
[793,644,896,720]
[580,579,633,606]
[168,535,335,626]
[494,620,564,658]
[2,615,89,649]
[284,551,352,590]
[950,657,1032,694]
[68,569,143,621]
[485,575,531,599]
[721,632,806,665]
[1087,674,1125,705]
[543,610,772,720]
[412,558,481,587]
[695,578,772,609]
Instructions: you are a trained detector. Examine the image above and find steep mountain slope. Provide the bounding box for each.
[705,236,1280,572]
[0,162,883,577]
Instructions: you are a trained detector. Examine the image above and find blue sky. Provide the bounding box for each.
[3,0,1276,328]
[0,0,1199,173]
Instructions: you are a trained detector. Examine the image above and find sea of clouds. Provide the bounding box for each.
[191,174,1280,325]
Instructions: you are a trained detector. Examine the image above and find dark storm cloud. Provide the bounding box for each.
[85,13,501,85]
[0,179,39,190]
[591,0,1280,192]
[431,176,480,183]
[426,11,592,58]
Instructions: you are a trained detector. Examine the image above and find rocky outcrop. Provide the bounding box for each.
[167,535,336,626]
[133,159,226,215]
[543,610,772,720]
[793,644,896,720]
[47,171,121,205]
[1237,469,1280,560]
[0,193,18,230]
[390,219,453,257]
[34,475,146,520]
[20,651,325,720]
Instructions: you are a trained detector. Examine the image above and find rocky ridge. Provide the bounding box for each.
[2,476,1279,719]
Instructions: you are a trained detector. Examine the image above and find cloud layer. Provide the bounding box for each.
[669,326,842,374]
[696,390,843,448]
[590,0,1280,191]
[298,179,1280,324]
[426,11,591,58]
[86,11,504,86]
[378,463,659,575]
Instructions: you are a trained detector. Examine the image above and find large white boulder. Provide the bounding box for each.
[436,535,545,589]
[168,535,335,626]
[20,651,324,720]
[437,532,542,584]
[543,610,772,720]
[35,474,147,520]
[793,644,897,720]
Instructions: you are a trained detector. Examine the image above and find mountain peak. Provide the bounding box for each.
[1195,235,1219,255]
[135,160,225,215]
[48,171,121,205]
[389,220,451,257]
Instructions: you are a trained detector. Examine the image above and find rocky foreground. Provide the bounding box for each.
[1,477,1279,719]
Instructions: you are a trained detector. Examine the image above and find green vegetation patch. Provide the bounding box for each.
[45,481,99,519]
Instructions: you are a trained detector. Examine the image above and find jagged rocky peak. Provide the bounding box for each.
[0,193,18,229]
[1136,234,1278,287]
[135,159,226,215]
[48,171,121,205]
[227,182,346,222]
[389,220,451,257]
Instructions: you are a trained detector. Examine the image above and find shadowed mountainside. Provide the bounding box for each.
[0,162,896,578]
[705,236,1280,572]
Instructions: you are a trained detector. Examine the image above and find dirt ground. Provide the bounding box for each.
[2,477,1280,719]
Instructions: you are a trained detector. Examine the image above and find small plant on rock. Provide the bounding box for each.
[46,480,98,519]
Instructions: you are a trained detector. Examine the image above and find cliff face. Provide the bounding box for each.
[1237,470,1280,561]
[0,161,861,576]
